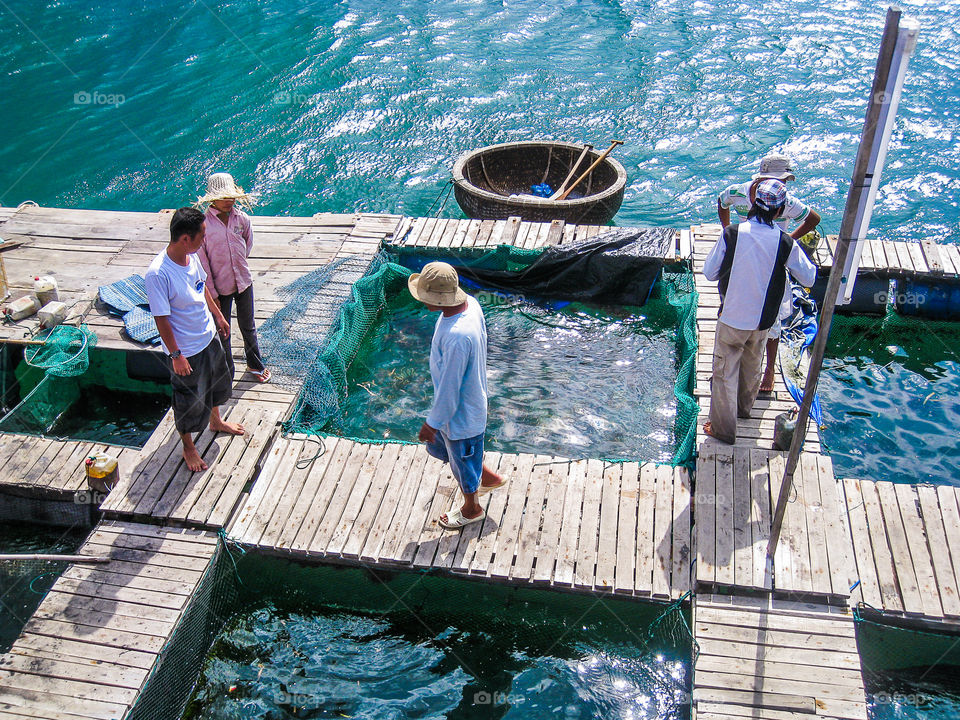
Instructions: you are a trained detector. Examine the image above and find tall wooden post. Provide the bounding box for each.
[767,7,919,567]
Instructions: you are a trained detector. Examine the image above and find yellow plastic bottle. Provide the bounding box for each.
[85,453,119,493]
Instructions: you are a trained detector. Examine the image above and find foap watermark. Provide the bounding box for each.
[872,690,931,707]
[473,691,526,707]
[274,689,318,707]
[73,90,125,107]
[874,289,926,308]
[74,489,108,505]
[692,492,729,506]
[273,90,318,106]
[475,290,525,306]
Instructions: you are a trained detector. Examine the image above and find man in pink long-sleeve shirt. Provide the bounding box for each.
[195,173,270,383]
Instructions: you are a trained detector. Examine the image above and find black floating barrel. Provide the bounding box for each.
[452,140,626,225]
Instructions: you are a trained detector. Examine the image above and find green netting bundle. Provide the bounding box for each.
[23,324,98,378]
[662,271,699,467]
[284,261,414,434]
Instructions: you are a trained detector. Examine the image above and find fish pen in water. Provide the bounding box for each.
[856,609,960,720]
[177,554,693,720]
[0,521,86,653]
[818,311,960,486]
[0,342,171,448]
[271,241,698,467]
[329,292,679,462]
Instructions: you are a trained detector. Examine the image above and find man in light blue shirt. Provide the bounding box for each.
[409,262,505,529]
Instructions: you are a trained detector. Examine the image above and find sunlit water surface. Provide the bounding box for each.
[329,294,678,462]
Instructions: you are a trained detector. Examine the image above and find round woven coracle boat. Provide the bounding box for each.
[452,140,626,225]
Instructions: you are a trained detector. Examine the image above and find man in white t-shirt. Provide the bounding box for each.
[704,180,817,445]
[717,153,821,393]
[145,207,244,472]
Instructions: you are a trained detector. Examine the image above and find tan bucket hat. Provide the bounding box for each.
[753,153,796,182]
[408,262,468,307]
[196,172,257,208]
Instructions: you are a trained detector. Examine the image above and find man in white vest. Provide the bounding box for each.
[718,153,821,393]
[704,180,817,445]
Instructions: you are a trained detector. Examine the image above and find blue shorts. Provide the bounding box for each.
[425,431,484,495]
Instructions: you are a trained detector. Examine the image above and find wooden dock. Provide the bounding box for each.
[810,230,960,280]
[844,478,960,628]
[693,594,867,720]
[695,446,854,601]
[229,435,692,599]
[0,520,219,720]
[4,206,960,718]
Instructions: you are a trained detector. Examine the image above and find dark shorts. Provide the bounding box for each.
[425,431,484,495]
[169,336,232,435]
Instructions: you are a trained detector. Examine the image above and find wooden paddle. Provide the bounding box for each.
[556,139,623,201]
[549,143,593,200]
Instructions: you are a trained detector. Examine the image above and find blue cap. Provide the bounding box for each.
[755,179,787,211]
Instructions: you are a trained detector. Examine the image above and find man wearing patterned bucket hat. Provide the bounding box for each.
[703,179,817,445]
[408,261,505,529]
[718,153,822,394]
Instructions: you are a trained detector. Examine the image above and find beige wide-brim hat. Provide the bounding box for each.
[753,153,796,182]
[196,172,257,209]
[408,261,468,307]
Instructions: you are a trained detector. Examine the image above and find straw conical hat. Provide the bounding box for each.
[196,173,257,208]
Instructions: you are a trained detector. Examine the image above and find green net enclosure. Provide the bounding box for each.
[0,342,171,447]
[180,552,693,720]
[855,609,960,719]
[278,246,698,467]
[0,522,86,653]
[819,310,960,485]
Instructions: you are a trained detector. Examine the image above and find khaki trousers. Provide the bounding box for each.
[709,321,767,444]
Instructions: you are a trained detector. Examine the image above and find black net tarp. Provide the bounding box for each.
[451,228,675,306]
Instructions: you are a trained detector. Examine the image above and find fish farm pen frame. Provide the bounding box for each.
[1,204,960,719]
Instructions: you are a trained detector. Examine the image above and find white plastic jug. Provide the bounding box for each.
[33,276,59,306]
[4,295,40,321]
[38,301,67,329]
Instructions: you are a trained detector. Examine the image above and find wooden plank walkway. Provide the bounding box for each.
[0,205,400,352]
[811,232,960,281]
[695,446,853,600]
[100,402,281,529]
[228,436,692,599]
[843,477,960,628]
[389,214,690,261]
[0,433,120,497]
[0,520,219,720]
[693,594,868,720]
[693,224,821,452]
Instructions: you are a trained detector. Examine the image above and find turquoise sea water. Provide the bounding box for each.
[819,316,960,485]
[1,1,959,245]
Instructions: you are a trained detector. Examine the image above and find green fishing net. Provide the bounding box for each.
[279,246,699,467]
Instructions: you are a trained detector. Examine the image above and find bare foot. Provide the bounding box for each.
[183,446,208,472]
[480,464,504,488]
[210,419,245,435]
[703,421,734,445]
[759,372,775,393]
